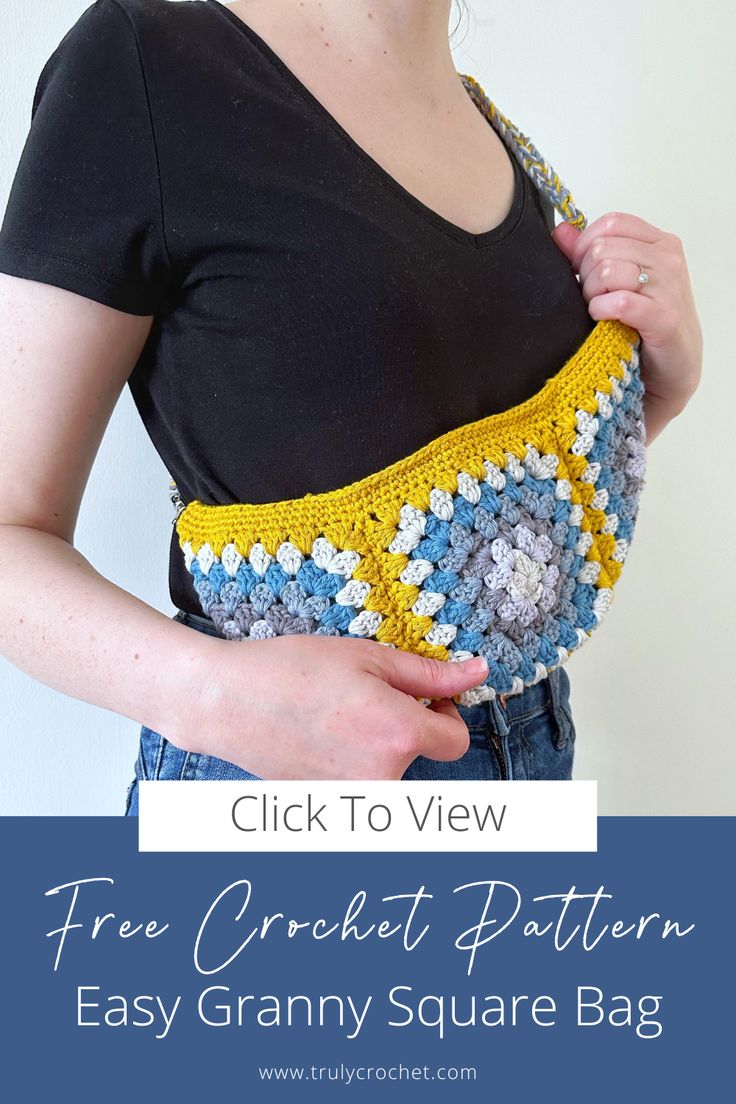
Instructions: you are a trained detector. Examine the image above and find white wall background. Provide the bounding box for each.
[1,0,733,815]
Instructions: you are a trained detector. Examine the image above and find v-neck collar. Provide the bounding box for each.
[203,0,527,250]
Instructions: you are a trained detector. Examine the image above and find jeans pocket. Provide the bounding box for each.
[144,730,262,782]
[183,750,262,782]
[137,711,262,784]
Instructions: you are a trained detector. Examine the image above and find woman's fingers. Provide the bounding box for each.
[579,257,652,303]
[586,287,666,336]
[379,646,488,701]
[395,694,471,764]
[568,211,667,272]
[577,236,657,285]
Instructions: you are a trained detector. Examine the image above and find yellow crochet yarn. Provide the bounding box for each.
[176,320,640,655]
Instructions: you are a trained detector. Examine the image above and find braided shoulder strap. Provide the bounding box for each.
[460,73,587,231]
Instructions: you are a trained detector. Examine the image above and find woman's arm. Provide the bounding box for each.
[0,274,487,780]
[0,274,199,734]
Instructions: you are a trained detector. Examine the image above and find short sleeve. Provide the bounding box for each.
[0,0,173,315]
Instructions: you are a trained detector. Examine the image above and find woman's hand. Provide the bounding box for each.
[552,212,703,443]
[167,632,489,780]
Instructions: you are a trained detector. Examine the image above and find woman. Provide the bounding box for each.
[0,0,702,810]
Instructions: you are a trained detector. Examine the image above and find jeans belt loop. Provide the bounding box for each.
[546,668,570,746]
[489,695,511,738]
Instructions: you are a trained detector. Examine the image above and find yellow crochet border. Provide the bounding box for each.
[176,318,640,659]
[176,317,638,551]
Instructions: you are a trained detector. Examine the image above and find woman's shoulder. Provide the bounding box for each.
[36,0,217,110]
[99,0,203,25]
[84,0,212,42]
[52,1,213,60]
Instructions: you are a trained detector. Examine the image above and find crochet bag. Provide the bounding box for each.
[170,75,647,705]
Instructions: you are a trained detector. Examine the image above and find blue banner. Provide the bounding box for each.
[2,817,731,1100]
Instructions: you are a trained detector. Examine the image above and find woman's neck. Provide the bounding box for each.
[229,1,457,78]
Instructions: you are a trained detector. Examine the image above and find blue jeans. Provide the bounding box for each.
[124,609,576,815]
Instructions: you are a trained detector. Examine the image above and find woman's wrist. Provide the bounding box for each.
[148,621,228,755]
[642,384,697,445]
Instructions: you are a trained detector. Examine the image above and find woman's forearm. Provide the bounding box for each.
[0,523,213,740]
[0,524,493,781]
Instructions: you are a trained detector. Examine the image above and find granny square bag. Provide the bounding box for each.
[170,74,647,705]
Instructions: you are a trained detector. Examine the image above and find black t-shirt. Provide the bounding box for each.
[0,0,596,617]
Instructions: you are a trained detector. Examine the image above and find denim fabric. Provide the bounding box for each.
[124,609,576,815]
